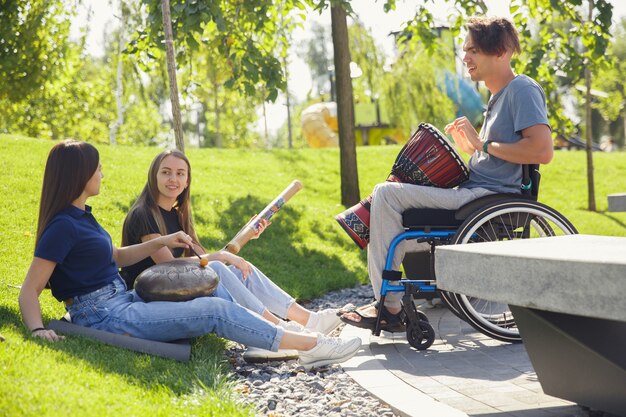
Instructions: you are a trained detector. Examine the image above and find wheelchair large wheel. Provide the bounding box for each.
[448,200,578,343]
[437,290,465,319]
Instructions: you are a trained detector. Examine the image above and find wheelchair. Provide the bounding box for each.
[374,164,578,350]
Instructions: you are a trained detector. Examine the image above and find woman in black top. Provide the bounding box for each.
[121,150,346,335]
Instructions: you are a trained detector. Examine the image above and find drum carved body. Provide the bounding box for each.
[135,261,220,302]
[336,123,469,249]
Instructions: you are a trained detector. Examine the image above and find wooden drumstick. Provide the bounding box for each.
[189,245,208,267]
[224,180,303,254]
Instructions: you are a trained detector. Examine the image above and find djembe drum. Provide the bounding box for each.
[135,261,220,302]
[336,123,469,249]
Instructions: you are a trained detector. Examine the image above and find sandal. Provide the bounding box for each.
[340,302,406,333]
[335,302,371,316]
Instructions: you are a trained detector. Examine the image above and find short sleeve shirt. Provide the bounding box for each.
[460,75,549,193]
[120,207,184,287]
[35,205,119,301]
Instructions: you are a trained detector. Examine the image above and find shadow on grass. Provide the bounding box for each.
[0,304,23,333]
[113,196,136,217]
[193,194,364,299]
[0,303,237,397]
[597,211,626,231]
[309,216,364,250]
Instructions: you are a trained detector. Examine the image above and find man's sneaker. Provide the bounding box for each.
[277,319,309,333]
[305,309,342,335]
[298,335,362,369]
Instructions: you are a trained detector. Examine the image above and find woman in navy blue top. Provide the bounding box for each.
[18,140,361,369]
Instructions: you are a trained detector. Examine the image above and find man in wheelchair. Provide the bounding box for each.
[341,16,554,332]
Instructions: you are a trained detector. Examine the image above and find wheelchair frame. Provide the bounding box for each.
[373,165,578,350]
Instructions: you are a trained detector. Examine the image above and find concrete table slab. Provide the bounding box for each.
[434,234,626,416]
[435,234,626,322]
[608,193,626,212]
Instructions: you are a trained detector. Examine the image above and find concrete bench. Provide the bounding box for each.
[608,193,626,212]
[434,234,626,417]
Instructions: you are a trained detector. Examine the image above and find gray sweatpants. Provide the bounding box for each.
[367,182,494,308]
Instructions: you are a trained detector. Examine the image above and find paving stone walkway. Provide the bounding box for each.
[341,300,588,417]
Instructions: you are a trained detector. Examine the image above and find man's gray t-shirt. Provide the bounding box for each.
[460,74,549,194]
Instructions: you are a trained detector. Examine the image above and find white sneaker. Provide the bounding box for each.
[243,346,299,363]
[298,335,362,369]
[305,309,342,335]
[277,320,309,333]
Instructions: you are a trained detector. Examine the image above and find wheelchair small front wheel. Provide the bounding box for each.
[417,310,429,322]
[407,320,435,350]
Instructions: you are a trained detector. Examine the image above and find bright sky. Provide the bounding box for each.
[73,0,626,135]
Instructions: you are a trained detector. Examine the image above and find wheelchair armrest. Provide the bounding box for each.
[454,193,533,220]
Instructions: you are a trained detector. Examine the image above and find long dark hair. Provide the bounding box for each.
[122,150,200,255]
[36,140,100,245]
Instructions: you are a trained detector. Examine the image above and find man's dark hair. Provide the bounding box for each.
[466,16,521,56]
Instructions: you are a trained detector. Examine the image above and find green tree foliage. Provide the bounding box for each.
[0,0,163,143]
[123,0,307,148]
[105,1,165,145]
[594,17,626,147]
[0,28,114,141]
[510,0,613,136]
[380,38,455,136]
[128,0,308,103]
[0,37,161,144]
[0,0,73,101]
[298,20,334,97]
[348,20,385,105]
[181,37,262,148]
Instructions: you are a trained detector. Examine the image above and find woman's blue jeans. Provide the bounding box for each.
[208,261,295,319]
[66,276,284,351]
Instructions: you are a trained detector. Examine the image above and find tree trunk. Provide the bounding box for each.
[109,3,125,145]
[212,80,222,148]
[279,3,293,149]
[331,5,360,206]
[284,55,293,149]
[214,88,222,148]
[161,0,185,152]
[110,47,122,145]
[623,107,626,149]
[207,49,223,148]
[585,0,596,212]
[263,98,270,149]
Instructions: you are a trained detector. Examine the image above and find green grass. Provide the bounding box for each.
[539,150,626,235]
[1,134,625,416]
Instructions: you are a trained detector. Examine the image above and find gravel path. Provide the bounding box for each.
[226,284,402,417]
